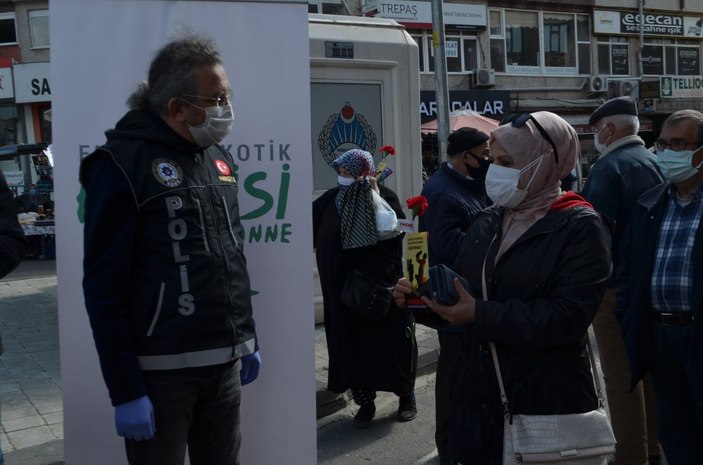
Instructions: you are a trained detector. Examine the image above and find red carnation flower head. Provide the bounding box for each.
[406,195,429,219]
[380,145,396,158]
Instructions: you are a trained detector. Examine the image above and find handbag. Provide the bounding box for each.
[479,244,616,464]
[341,268,394,320]
[428,264,473,305]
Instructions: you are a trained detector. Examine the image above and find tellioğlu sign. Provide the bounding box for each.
[594,10,703,38]
[660,75,703,98]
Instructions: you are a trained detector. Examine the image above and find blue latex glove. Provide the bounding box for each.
[240,351,261,386]
[115,395,155,440]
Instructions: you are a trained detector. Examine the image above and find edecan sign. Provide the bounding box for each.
[660,75,703,98]
[594,10,703,38]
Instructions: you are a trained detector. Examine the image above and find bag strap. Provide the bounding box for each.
[482,237,605,416]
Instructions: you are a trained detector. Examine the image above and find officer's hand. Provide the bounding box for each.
[240,351,262,386]
[115,395,155,440]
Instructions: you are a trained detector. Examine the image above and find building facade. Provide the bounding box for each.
[358,0,703,176]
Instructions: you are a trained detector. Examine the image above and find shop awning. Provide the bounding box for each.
[0,143,49,161]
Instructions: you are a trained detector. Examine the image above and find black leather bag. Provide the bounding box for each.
[341,269,394,320]
[428,264,473,305]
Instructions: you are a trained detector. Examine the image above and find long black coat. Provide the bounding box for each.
[313,185,416,393]
[451,203,612,464]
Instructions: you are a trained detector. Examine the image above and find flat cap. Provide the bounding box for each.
[589,96,638,124]
[446,127,489,155]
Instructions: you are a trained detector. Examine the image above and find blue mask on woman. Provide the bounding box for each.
[29,188,38,196]
[656,148,703,184]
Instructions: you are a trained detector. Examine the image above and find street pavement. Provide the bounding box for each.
[0,258,443,465]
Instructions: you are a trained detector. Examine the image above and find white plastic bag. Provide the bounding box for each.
[371,189,401,240]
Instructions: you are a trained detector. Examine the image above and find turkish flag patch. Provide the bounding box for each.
[215,159,231,176]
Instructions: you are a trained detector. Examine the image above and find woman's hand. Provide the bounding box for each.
[421,278,477,325]
[359,175,380,193]
[393,277,413,308]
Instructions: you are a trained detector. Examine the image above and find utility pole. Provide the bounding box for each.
[431,0,450,162]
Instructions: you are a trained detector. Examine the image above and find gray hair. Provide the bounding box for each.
[663,109,703,145]
[600,114,639,135]
[127,33,223,114]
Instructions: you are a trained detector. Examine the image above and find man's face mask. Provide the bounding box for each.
[485,155,544,209]
[656,147,703,184]
[182,98,234,147]
[466,152,492,180]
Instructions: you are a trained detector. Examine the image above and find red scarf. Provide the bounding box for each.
[550,191,593,211]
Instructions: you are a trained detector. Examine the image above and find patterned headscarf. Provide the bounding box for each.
[332,149,378,249]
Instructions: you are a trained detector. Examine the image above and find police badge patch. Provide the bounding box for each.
[152,158,184,187]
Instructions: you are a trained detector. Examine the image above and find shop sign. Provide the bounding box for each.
[0,67,14,100]
[373,0,487,30]
[594,10,703,38]
[2,170,23,186]
[420,90,509,123]
[660,75,703,98]
[13,62,51,103]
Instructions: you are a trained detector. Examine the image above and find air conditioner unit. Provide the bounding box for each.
[587,75,608,93]
[471,68,496,88]
[610,79,639,98]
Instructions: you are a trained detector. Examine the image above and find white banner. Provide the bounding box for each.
[51,1,314,464]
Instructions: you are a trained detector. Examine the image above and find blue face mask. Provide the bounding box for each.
[29,188,38,195]
[656,147,703,184]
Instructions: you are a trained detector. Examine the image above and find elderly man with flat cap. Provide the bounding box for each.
[581,95,664,465]
[418,126,492,465]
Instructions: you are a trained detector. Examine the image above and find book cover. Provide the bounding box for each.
[405,231,430,312]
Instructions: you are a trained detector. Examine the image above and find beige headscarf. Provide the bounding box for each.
[490,111,579,261]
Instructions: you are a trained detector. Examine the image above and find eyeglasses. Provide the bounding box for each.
[467,150,493,162]
[181,92,231,108]
[500,113,559,164]
[654,138,699,152]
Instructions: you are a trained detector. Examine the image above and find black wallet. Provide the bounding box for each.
[428,264,473,305]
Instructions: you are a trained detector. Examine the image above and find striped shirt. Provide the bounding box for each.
[650,184,703,313]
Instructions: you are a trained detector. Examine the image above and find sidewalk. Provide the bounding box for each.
[0,259,440,465]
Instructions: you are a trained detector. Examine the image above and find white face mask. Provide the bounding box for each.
[337,175,354,186]
[186,103,234,147]
[485,156,543,209]
[593,128,607,154]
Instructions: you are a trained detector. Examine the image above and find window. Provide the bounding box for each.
[0,13,17,45]
[29,10,49,48]
[412,31,480,74]
[642,39,700,76]
[597,36,629,75]
[489,9,505,72]
[506,10,540,73]
[491,9,590,76]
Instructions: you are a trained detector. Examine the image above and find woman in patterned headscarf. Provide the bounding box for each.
[394,112,613,464]
[313,148,417,429]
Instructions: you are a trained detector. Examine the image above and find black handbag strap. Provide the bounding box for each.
[481,235,606,416]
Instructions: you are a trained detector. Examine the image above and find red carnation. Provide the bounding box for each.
[380,145,396,157]
[406,195,429,219]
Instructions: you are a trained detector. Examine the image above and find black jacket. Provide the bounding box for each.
[80,110,257,406]
[451,202,611,464]
[0,170,27,355]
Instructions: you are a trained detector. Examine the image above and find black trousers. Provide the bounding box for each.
[125,360,242,465]
[435,330,463,460]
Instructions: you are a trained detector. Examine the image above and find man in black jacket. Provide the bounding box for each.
[0,169,27,465]
[80,34,260,465]
[581,96,663,465]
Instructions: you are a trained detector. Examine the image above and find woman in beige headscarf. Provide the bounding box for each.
[394,111,612,464]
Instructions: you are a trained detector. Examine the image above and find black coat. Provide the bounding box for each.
[313,185,416,393]
[451,203,612,464]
